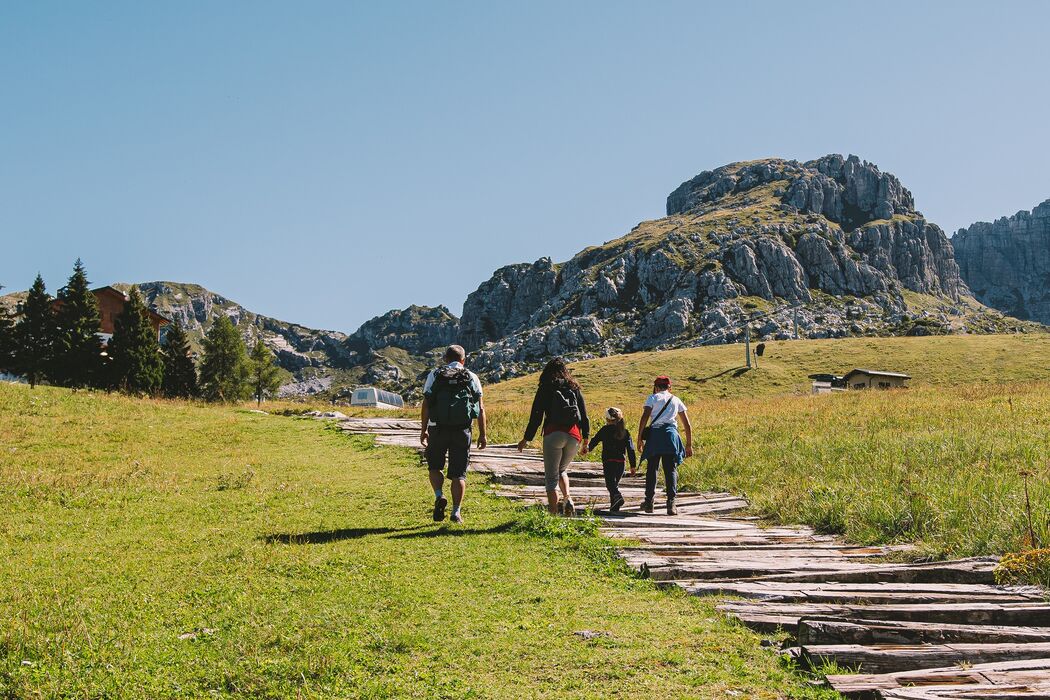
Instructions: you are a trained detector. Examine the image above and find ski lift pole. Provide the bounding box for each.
[744,325,751,368]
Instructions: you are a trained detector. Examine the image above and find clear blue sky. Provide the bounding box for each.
[2,1,1048,332]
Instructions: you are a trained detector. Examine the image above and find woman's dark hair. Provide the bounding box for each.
[538,357,580,391]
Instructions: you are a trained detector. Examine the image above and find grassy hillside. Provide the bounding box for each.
[485,333,1050,409]
[481,334,1050,559]
[0,384,829,699]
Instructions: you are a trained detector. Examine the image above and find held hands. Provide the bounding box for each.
[420,430,429,447]
[477,434,487,450]
[580,444,588,456]
[516,439,529,452]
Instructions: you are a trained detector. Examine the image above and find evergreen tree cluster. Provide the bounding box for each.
[1,261,283,403]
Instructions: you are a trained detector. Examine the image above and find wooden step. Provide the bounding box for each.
[718,602,1050,634]
[632,556,997,584]
[879,683,1050,698]
[748,559,999,585]
[798,617,1050,646]
[671,580,1040,605]
[790,642,1050,674]
[825,657,1050,699]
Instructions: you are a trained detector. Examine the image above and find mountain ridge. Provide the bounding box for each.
[4,154,1041,398]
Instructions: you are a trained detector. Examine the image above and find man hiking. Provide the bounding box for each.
[420,345,486,524]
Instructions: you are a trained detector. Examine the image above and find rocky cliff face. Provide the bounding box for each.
[121,282,357,396]
[953,200,1050,325]
[346,305,459,355]
[456,155,990,378]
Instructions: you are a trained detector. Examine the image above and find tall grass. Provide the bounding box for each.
[482,382,1050,558]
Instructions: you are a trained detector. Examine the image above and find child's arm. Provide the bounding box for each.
[587,426,602,453]
[627,434,637,475]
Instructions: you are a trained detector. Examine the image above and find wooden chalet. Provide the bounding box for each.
[53,286,170,343]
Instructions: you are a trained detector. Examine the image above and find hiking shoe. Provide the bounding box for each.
[610,495,625,512]
[666,500,678,516]
[450,511,463,524]
[641,500,654,514]
[433,497,448,522]
[563,499,576,517]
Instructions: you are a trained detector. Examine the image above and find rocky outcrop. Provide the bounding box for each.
[667,154,915,230]
[459,258,558,348]
[458,155,977,378]
[345,305,458,355]
[127,282,356,395]
[953,200,1050,325]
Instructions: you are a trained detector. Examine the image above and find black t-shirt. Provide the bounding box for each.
[588,425,637,469]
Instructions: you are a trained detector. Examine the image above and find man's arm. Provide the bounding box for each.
[476,397,487,449]
[679,410,693,458]
[637,406,652,452]
[420,397,429,446]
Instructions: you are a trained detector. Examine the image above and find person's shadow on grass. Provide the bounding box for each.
[388,522,516,539]
[264,526,425,544]
[265,521,515,544]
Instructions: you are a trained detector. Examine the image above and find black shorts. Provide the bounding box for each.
[425,425,471,480]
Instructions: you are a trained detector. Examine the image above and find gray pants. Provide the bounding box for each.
[543,432,580,491]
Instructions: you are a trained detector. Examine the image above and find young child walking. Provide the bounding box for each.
[587,407,637,512]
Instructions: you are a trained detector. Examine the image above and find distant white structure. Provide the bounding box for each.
[350,386,405,410]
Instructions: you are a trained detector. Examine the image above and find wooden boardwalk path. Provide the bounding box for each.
[341,418,1050,698]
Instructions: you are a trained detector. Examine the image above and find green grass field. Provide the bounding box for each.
[486,333,1050,409]
[483,334,1050,560]
[0,384,832,699]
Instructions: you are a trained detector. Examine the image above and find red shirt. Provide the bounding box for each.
[544,423,582,442]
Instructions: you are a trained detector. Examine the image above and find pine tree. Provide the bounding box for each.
[108,287,164,394]
[248,339,283,406]
[13,274,56,388]
[52,259,103,388]
[199,315,250,402]
[161,321,198,398]
[0,284,14,373]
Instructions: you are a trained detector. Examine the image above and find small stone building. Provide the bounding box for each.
[842,369,911,390]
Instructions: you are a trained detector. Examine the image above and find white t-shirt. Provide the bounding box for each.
[644,391,686,427]
[423,362,483,427]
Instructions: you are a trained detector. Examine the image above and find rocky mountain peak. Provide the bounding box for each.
[953,199,1050,324]
[667,154,915,231]
[345,304,459,356]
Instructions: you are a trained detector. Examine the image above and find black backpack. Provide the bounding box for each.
[427,366,481,426]
[548,381,581,426]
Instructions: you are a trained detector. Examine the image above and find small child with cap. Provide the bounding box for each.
[587,407,637,512]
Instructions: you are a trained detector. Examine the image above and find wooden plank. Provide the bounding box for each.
[673,581,1040,605]
[798,618,1050,646]
[719,602,1050,634]
[825,657,1050,698]
[794,642,1050,674]
[880,684,1050,699]
[748,559,999,585]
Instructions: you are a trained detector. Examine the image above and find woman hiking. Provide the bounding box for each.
[636,375,693,515]
[517,357,590,516]
[587,407,637,512]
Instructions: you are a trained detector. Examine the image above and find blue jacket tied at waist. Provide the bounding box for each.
[640,422,686,465]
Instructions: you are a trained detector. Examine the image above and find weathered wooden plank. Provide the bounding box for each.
[673,581,1040,605]
[798,618,1050,646]
[825,657,1050,698]
[793,642,1050,675]
[880,684,1050,699]
[748,559,999,585]
[719,602,1050,634]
